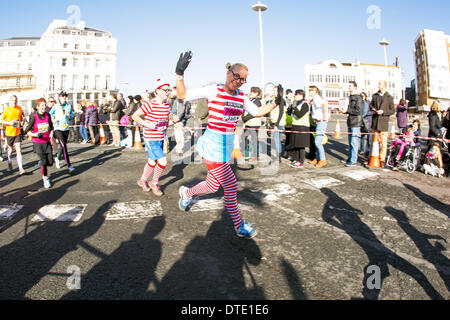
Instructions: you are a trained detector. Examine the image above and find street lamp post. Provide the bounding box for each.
[252,1,268,103]
[379,38,390,87]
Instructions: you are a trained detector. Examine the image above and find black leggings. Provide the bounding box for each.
[38,153,53,177]
[54,130,71,167]
[292,148,306,164]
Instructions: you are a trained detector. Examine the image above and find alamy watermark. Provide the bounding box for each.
[365,265,381,290]
[67,5,81,27]
[366,5,382,30]
[66,265,81,291]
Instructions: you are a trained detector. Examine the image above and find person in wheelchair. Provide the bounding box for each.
[391,126,416,165]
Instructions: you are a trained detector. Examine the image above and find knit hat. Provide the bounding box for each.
[153,78,170,92]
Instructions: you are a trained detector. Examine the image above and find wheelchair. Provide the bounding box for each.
[385,142,422,173]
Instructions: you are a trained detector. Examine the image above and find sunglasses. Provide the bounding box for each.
[159,88,171,93]
[229,69,247,84]
[49,100,56,103]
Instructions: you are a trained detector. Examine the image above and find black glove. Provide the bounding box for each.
[176,51,193,76]
[275,84,284,106]
[286,105,293,116]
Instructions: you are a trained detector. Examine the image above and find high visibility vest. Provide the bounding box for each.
[292,107,310,127]
[270,104,287,127]
[244,113,261,127]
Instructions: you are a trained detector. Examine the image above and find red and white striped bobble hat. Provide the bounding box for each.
[153,78,171,92]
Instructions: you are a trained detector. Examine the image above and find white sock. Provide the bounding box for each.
[16,153,23,171]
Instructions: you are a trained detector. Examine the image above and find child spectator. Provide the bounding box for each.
[392,126,415,163]
[423,143,445,178]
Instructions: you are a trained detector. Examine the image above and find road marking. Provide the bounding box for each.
[32,204,87,222]
[261,184,299,201]
[105,201,163,220]
[303,177,344,189]
[0,205,24,221]
[339,169,379,181]
[190,198,253,213]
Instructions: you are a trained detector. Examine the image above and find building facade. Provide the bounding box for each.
[304,59,403,109]
[414,29,450,110]
[0,20,117,116]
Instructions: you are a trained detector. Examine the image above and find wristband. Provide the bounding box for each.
[176,75,184,81]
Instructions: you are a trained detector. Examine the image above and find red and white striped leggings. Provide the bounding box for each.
[186,159,243,229]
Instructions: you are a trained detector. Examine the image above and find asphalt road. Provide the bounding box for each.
[0,117,449,300]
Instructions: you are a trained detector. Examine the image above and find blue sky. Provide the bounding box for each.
[1,0,449,94]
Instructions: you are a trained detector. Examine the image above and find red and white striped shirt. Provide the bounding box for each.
[186,84,259,135]
[140,98,171,141]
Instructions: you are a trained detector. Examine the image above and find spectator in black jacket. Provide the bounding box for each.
[428,100,443,147]
[341,81,363,167]
[99,98,111,145]
[286,90,311,168]
[108,94,123,147]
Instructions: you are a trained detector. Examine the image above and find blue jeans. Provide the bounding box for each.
[360,131,371,155]
[79,126,88,141]
[348,127,361,165]
[315,122,328,161]
[273,126,285,156]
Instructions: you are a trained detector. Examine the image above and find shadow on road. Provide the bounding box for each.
[385,206,450,292]
[0,200,111,299]
[320,188,443,300]
[153,212,265,300]
[404,184,450,219]
[61,215,165,300]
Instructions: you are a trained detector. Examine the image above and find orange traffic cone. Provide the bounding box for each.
[369,132,381,169]
[134,126,144,150]
[99,125,106,145]
[389,122,396,140]
[231,134,242,160]
[334,120,342,139]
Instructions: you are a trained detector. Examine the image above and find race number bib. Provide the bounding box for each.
[37,122,49,134]
[156,120,169,132]
[222,102,243,122]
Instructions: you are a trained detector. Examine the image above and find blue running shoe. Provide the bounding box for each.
[179,186,193,212]
[235,220,257,239]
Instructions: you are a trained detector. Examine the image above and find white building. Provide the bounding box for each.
[304,59,403,109]
[0,19,117,115]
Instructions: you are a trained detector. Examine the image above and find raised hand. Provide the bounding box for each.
[176,51,193,76]
[275,84,284,106]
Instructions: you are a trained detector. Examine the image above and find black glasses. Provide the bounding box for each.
[159,88,171,93]
[229,69,247,84]
[49,100,56,103]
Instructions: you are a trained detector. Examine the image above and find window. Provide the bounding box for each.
[86,44,91,50]
[95,59,101,68]
[105,76,110,90]
[17,64,22,72]
[73,58,79,67]
[27,76,32,87]
[63,43,69,49]
[84,75,89,90]
[72,75,78,90]
[84,59,89,68]
[16,77,21,88]
[75,44,80,50]
[61,75,67,90]
[95,75,100,90]
[28,64,32,71]
[49,75,55,91]
[62,58,67,67]
[18,52,22,58]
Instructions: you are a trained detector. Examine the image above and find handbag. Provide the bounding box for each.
[120,114,129,126]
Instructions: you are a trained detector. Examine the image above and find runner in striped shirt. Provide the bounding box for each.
[175,52,283,239]
[132,79,173,196]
